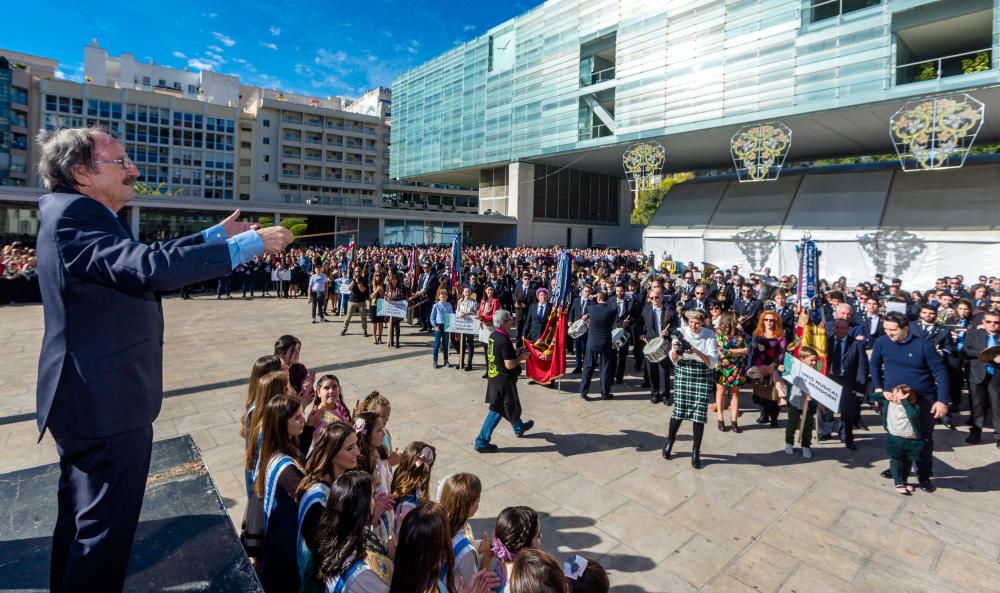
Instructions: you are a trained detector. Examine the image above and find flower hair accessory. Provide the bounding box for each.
[491,538,513,562]
[420,446,435,464]
[352,417,367,437]
[563,555,587,580]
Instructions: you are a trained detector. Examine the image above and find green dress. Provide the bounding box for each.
[715,334,748,387]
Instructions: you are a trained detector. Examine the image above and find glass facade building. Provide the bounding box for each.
[391,0,1000,180]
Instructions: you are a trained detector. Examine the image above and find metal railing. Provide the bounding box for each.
[579,123,613,140]
[896,48,993,85]
[581,66,616,86]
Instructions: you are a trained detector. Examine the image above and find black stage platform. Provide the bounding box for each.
[0,435,261,592]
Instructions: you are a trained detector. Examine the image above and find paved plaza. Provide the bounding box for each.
[2,296,1000,592]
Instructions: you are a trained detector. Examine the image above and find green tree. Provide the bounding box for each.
[289,223,309,237]
[630,172,695,226]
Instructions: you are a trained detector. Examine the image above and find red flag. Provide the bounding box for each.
[524,310,567,384]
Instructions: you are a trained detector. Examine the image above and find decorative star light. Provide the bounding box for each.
[890,94,984,171]
[730,122,792,182]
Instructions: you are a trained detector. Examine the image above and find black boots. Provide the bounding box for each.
[661,439,674,460]
[692,450,702,469]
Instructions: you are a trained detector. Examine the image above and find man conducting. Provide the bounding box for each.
[474,309,535,451]
[34,127,292,592]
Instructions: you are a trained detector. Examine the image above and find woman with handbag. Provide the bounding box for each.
[748,310,788,428]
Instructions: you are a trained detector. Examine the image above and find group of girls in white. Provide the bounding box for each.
[239,334,611,593]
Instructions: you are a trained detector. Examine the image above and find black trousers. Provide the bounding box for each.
[580,346,614,397]
[614,346,629,382]
[971,374,1000,438]
[838,388,860,444]
[51,425,154,593]
[647,358,673,399]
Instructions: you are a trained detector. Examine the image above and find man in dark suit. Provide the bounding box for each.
[522,288,551,344]
[34,127,292,593]
[682,284,710,313]
[825,319,870,450]
[580,290,616,400]
[568,284,593,373]
[608,284,637,384]
[962,310,1000,447]
[733,285,763,334]
[640,288,678,404]
[772,290,797,344]
[512,271,536,340]
[415,262,437,331]
[859,297,885,349]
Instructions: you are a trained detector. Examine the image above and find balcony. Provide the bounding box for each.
[283,135,302,143]
[281,171,301,178]
[304,155,323,161]
[305,119,323,127]
[282,152,301,159]
[581,66,615,87]
[896,48,992,85]
[281,117,302,124]
[305,137,323,145]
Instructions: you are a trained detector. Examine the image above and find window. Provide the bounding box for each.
[264,154,270,162]
[158,79,166,88]
[188,84,198,95]
[263,137,270,145]
[263,119,270,127]
[810,0,880,23]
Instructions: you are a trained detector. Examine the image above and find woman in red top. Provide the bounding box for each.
[477,284,501,378]
[385,274,405,349]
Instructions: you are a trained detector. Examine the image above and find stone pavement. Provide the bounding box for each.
[1,295,999,592]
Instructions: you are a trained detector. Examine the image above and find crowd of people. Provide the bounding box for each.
[0,241,40,304]
[265,243,1000,485]
[240,334,611,593]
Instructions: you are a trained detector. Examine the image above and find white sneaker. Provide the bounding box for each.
[802,447,813,459]
[784,444,794,455]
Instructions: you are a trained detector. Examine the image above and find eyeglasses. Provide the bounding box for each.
[94,155,133,169]
[985,320,1000,324]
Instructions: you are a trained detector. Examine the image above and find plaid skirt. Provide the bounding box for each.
[672,359,714,424]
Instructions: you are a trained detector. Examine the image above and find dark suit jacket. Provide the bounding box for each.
[35,191,234,439]
[641,304,678,341]
[963,328,1000,385]
[911,322,954,356]
[859,314,885,348]
[569,296,592,323]
[522,302,553,342]
[826,335,869,396]
[585,302,616,351]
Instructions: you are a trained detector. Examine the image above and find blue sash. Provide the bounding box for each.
[453,532,474,569]
[394,494,419,534]
[297,483,330,582]
[263,454,294,531]
[325,558,370,593]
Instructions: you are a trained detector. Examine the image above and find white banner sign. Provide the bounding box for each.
[445,313,479,335]
[335,278,352,295]
[479,327,493,343]
[782,352,842,411]
[376,299,408,319]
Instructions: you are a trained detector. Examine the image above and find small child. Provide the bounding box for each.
[869,384,923,495]
[439,473,488,587]
[390,441,436,538]
[354,391,400,465]
[564,555,610,593]
[430,288,454,368]
[784,346,820,459]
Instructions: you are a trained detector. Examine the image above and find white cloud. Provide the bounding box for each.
[232,57,257,72]
[208,44,224,53]
[55,70,66,79]
[261,42,278,50]
[463,24,476,32]
[315,48,348,67]
[212,32,235,47]
[187,58,216,71]
[294,63,314,76]
[172,51,187,59]
[202,12,218,18]
[269,27,281,37]
[407,40,420,55]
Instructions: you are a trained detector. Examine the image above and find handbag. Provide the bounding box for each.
[752,376,778,402]
[240,493,265,557]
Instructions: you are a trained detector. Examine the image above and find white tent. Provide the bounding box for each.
[642,161,1000,288]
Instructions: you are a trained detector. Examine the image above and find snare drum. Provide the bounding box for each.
[643,336,671,363]
[611,327,629,350]
[568,319,588,339]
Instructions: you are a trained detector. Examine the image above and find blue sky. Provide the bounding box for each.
[8,0,544,98]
